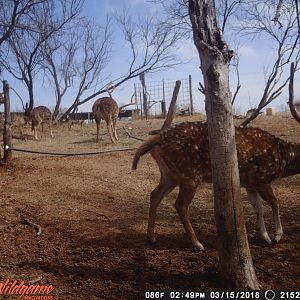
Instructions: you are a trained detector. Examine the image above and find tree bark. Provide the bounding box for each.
[3,81,12,163]
[28,82,34,112]
[188,0,259,289]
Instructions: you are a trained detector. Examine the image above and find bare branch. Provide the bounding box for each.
[239,0,300,126]
[0,0,83,112]
[21,215,42,236]
[272,0,283,28]
[198,82,205,94]
[218,0,244,33]
[231,49,241,104]
[0,0,46,45]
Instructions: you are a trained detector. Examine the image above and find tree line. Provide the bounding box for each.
[0,1,299,122]
[0,0,181,120]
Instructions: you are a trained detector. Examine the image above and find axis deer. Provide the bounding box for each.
[92,85,136,143]
[25,105,53,140]
[132,121,300,250]
[92,96,119,143]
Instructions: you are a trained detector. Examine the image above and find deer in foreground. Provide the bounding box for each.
[92,85,136,143]
[132,121,300,250]
[25,105,53,140]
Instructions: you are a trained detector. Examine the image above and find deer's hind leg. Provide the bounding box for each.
[175,181,204,251]
[32,120,39,140]
[41,121,53,138]
[147,176,176,244]
[33,127,38,140]
[246,188,272,244]
[147,152,177,244]
[95,117,101,143]
[107,119,116,143]
[112,117,118,141]
[49,121,53,138]
[257,184,283,244]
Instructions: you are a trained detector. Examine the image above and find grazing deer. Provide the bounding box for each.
[92,85,136,143]
[25,105,53,140]
[132,121,300,250]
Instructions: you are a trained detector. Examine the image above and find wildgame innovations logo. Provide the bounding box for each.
[0,278,57,299]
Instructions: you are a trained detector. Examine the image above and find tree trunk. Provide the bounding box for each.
[3,81,12,163]
[53,94,62,120]
[188,0,259,289]
[28,79,35,112]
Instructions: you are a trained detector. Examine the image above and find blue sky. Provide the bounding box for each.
[2,0,299,114]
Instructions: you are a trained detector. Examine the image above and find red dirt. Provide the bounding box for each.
[0,113,299,299]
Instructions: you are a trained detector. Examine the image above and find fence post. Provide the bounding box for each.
[133,84,140,120]
[189,75,194,115]
[139,72,148,120]
[139,90,143,120]
[162,79,166,118]
[3,80,12,163]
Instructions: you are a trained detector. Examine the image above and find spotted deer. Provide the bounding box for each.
[92,98,119,143]
[25,105,53,140]
[132,121,300,250]
[92,85,136,143]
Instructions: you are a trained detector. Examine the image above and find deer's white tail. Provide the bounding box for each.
[132,135,161,170]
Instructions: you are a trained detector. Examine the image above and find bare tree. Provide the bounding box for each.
[152,0,191,38]
[189,0,259,289]
[231,43,241,105]
[0,0,45,46]
[59,9,181,120]
[238,0,300,126]
[154,0,243,103]
[152,0,243,38]
[0,0,82,113]
[217,0,245,33]
[40,31,75,119]
[41,17,112,119]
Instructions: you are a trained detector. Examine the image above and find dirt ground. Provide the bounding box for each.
[0,113,299,300]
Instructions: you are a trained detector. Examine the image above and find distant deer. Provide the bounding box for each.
[25,105,53,140]
[92,84,136,143]
[92,85,119,143]
[132,121,300,250]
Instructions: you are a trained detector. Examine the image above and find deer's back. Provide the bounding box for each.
[152,121,294,187]
[30,106,52,122]
[92,98,119,121]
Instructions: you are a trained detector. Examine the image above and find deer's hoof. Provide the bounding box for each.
[147,236,156,244]
[193,241,205,251]
[272,234,282,244]
[261,232,272,245]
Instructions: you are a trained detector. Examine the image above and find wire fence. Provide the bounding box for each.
[1,77,192,163]
[134,76,193,118]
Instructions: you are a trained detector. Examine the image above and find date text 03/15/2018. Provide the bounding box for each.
[144,290,300,300]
